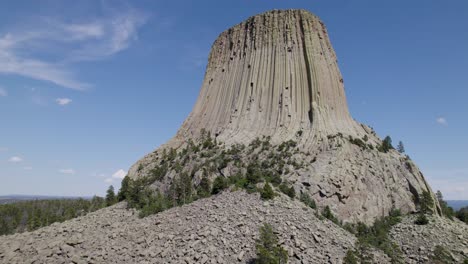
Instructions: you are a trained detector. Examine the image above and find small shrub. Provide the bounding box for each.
[351,211,403,263]
[299,192,316,209]
[212,176,228,194]
[431,245,452,263]
[322,206,339,224]
[229,173,248,189]
[279,183,295,199]
[414,214,429,225]
[349,136,367,149]
[264,172,282,186]
[260,183,275,200]
[343,250,358,264]
[197,176,211,197]
[255,223,288,264]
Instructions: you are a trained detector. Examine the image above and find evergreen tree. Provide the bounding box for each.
[198,176,211,197]
[106,185,117,206]
[436,190,455,219]
[419,190,434,214]
[256,223,288,264]
[211,176,228,195]
[379,136,393,153]
[397,141,405,153]
[260,182,275,200]
[176,172,193,204]
[117,176,130,201]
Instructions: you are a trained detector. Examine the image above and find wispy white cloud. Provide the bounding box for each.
[0,10,147,90]
[59,168,76,174]
[0,86,7,96]
[8,156,23,163]
[112,169,127,179]
[436,117,447,126]
[56,98,72,105]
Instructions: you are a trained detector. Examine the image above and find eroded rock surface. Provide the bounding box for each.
[390,215,468,263]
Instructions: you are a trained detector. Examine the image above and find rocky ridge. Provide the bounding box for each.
[0,191,356,264]
[1,191,466,263]
[390,215,468,263]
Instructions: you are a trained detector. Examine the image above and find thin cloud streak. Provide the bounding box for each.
[56,98,72,105]
[59,169,76,174]
[0,10,147,90]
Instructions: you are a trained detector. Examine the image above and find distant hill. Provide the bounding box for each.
[447,200,468,211]
[0,195,91,204]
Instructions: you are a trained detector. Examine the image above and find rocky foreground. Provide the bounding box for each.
[390,215,468,263]
[0,190,467,264]
[0,191,355,264]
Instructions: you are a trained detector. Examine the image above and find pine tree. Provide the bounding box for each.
[256,223,288,264]
[212,176,228,195]
[436,190,455,219]
[260,182,275,200]
[106,185,117,206]
[117,176,130,201]
[397,141,405,153]
[419,190,434,214]
[379,136,394,153]
[198,176,211,197]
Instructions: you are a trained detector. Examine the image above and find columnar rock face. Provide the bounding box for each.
[171,9,364,147]
[128,9,440,224]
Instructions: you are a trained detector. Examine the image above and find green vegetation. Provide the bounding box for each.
[414,213,429,225]
[348,136,367,150]
[436,190,455,219]
[343,250,358,264]
[344,209,403,263]
[278,183,295,199]
[211,176,228,195]
[255,223,288,264]
[0,196,106,236]
[414,190,434,225]
[419,190,434,214]
[378,136,394,153]
[430,245,453,263]
[118,133,306,218]
[260,183,275,200]
[105,185,117,206]
[456,206,468,224]
[299,192,316,209]
[322,206,339,225]
[397,141,405,153]
[197,176,211,198]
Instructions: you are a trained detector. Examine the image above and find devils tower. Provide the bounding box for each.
[2,9,468,264]
[128,9,439,224]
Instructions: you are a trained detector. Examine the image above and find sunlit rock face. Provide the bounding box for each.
[128,9,440,224]
[172,9,363,147]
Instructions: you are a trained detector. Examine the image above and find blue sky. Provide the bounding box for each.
[0,0,467,199]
